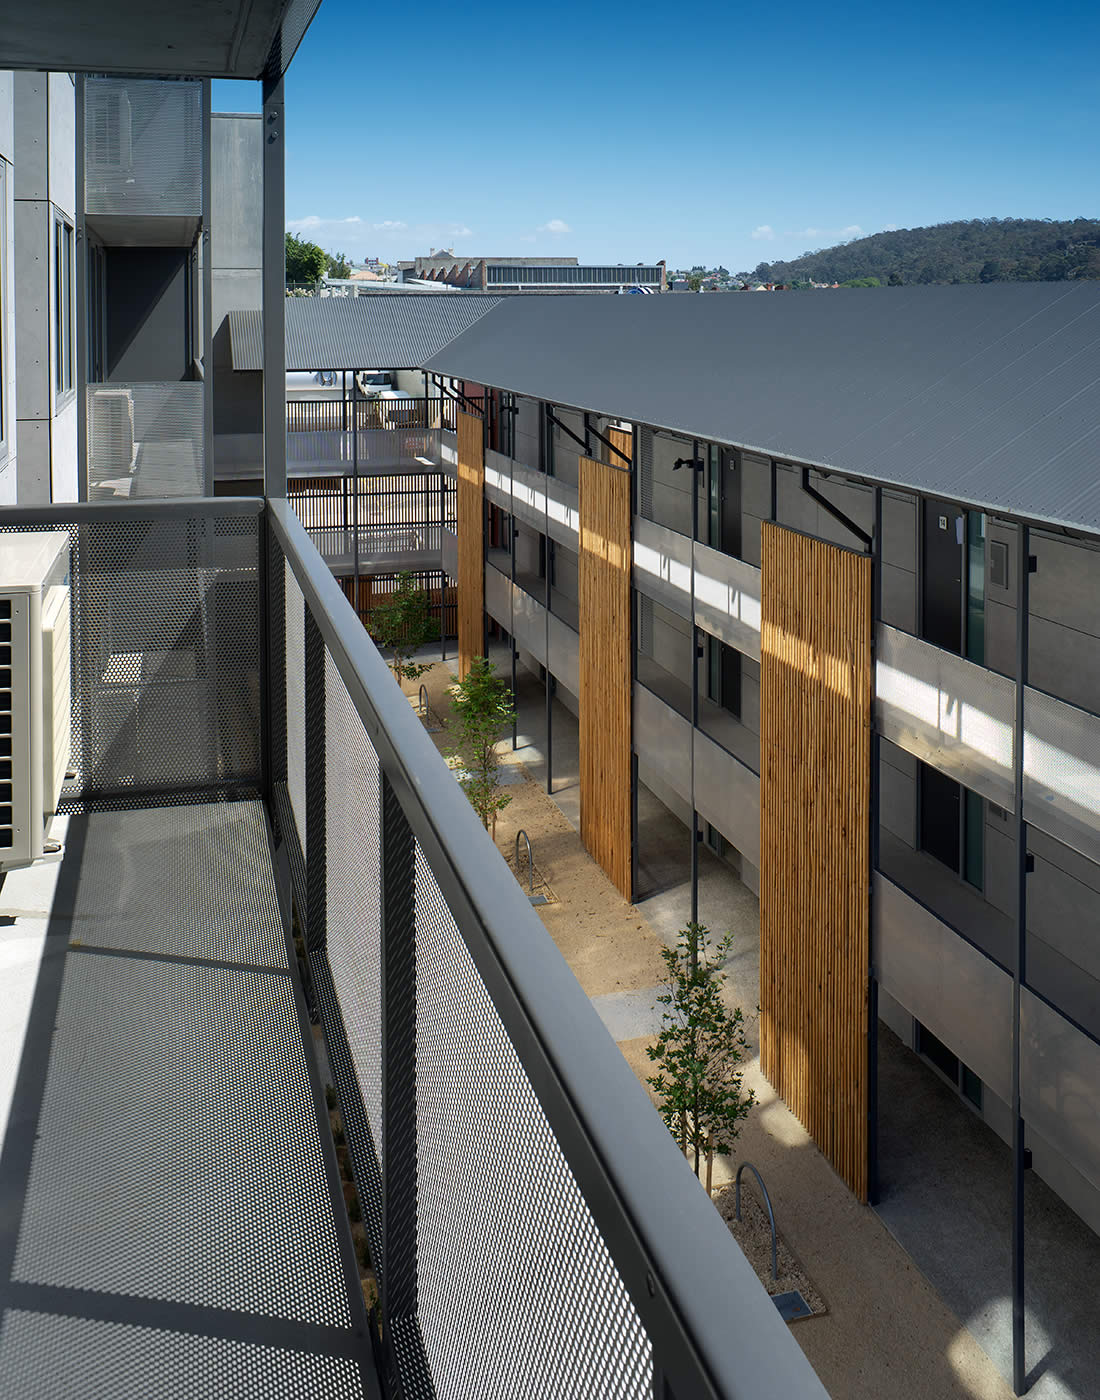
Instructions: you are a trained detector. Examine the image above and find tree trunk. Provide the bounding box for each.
[679,1108,687,1155]
[705,1136,714,1195]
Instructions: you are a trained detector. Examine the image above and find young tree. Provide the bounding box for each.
[446,657,516,836]
[285,232,327,286]
[367,572,438,685]
[646,922,755,1192]
[327,249,354,279]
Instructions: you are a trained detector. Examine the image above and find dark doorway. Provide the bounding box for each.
[919,760,961,872]
[708,446,741,557]
[921,498,964,653]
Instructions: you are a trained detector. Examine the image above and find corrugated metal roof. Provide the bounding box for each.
[422,283,1100,535]
[228,294,503,373]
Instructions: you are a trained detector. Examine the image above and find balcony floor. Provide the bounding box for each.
[0,802,377,1399]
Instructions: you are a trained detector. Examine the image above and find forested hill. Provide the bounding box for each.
[749,218,1100,287]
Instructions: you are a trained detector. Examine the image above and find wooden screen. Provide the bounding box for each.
[456,410,485,678]
[759,522,872,1201]
[579,451,632,898]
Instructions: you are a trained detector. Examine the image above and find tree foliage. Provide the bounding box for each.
[327,250,354,279]
[367,572,438,684]
[752,218,1100,288]
[646,922,755,1187]
[446,657,516,835]
[285,232,328,286]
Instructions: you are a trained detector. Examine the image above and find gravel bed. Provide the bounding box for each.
[714,1180,827,1320]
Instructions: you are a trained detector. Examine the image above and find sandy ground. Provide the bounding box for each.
[402,662,1014,1400]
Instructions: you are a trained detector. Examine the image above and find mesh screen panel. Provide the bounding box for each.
[0,1312,365,1400]
[285,562,306,850]
[88,384,205,499]
[875,623,1016,810]
[1024,685,1100,866]
[323,650,385,1282]
[84,77,202,217]
[0,515,261,804]
[410,843,652,1400]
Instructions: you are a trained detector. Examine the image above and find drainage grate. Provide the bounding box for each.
[772,1290,812,1323]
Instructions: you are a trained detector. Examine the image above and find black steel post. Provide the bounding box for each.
[690,441,700,931]
[511,458,519,750]
[380,772,422,1393]
[351,370,360,616]
[868,485,883,1205]
[544,429,554,795]
[1012,523,1031,1396]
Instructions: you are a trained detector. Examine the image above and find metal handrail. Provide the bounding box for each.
[735,1161,778,1282]
[268,497,829,1399]
[418,683,429,716]
[515,829,534,894]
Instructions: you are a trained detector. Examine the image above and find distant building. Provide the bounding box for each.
[399,254,667,293]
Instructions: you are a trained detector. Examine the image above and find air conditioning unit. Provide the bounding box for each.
[0,532,72,871]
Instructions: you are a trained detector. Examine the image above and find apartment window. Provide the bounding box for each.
[916,1022,983,1111]
[966,511,986,664]
[54,217,75,398]
[918,762,984,892]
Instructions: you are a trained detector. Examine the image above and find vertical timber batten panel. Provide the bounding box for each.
[579,449,632,898]
[759,522,872,1201]
[457,410,485,678]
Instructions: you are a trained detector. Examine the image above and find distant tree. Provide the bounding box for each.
[687,274,703,292]
[367,571,438,684]
[753,261,772,281]
[888,271,904,286]
[327,250,354,279]
[285,232,327,286]
[840,276,881,288]
[646,922,755,1191]
[979,259,1002,283]
[447,657,516,836]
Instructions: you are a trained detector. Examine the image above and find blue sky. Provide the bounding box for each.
[213,0,1100,272]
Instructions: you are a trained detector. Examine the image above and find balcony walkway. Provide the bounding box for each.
[0,801,378,1399]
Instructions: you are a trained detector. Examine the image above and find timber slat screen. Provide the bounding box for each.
[759,522,872,1201]
[338,573,457,641]
[286,396,462,433]
[457,409,485,678]
[289,473,454,562]
[578,433,633,899]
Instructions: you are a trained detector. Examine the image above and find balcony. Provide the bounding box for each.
[0,495,823,1399]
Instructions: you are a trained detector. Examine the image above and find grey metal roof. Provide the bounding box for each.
[422,283,1100,535]
[2,0,320,78]
[228,294,504,372]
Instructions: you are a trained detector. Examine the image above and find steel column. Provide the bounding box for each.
[868,485,883,1205]
[261,75,286,498]
[1011,523,1031,1395]
[201,79,214,494]
[75,75,88,501]
[690,440,700,930]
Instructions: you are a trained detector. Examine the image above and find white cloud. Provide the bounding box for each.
[882,223,898,232]
[537,218,571,234]
[288,214,363,232]
[751,224,776,240]
[449,224,473,238]
[372,220,408,231]
[782,223,865,242]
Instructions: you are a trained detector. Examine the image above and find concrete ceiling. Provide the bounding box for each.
[0,0,321,78]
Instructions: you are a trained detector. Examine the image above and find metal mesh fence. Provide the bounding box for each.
[322,650,385,1283]
[84,77,201,217]
[285,561,306,850]
[410,843,652,1400]
[1,512,260,805]
[87,384,205,499]
[1024,685,1100,867]
[875,622,1016,811]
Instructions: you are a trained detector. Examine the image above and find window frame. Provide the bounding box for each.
[53,214,75,403]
